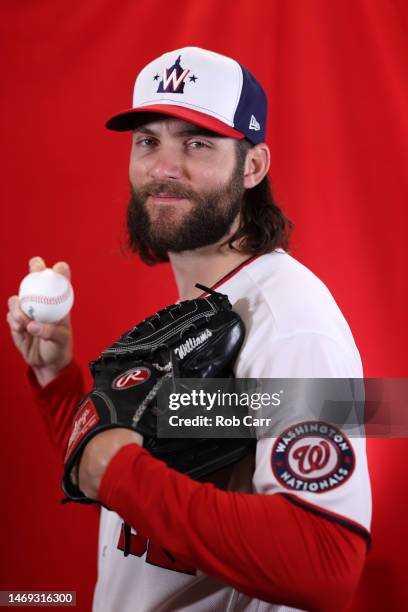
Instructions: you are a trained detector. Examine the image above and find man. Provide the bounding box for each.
[7,47,371,611]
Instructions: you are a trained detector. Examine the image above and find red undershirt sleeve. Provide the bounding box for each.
[27,360,85,461]
[99,443,368,611]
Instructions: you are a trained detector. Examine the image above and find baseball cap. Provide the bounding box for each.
[106,47,267,144]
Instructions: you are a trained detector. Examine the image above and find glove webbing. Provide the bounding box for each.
[131,362,172,427]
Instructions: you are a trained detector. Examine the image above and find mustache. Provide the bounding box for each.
[132,181,199,201]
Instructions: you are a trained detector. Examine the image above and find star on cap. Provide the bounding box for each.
[189,74,198,82]
[153,73,160,81]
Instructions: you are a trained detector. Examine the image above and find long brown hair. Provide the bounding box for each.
[226,139,292,254]
[126,138,292,264]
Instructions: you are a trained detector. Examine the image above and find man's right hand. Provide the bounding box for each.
[6,256,73,387]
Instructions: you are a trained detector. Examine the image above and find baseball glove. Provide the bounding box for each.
[62,285,255,506]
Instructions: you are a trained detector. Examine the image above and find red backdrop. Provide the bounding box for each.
[1,1,407,610]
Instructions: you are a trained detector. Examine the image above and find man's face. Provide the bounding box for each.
[127,117,246,254]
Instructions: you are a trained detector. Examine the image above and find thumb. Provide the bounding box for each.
[26,320,70,345]
[52,261,71,281]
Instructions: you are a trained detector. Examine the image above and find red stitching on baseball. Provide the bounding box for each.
[20,285,71,305]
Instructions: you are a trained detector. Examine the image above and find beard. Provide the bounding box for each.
[126,159,245,257]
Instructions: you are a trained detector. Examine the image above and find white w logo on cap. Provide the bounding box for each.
[162,67,190,92]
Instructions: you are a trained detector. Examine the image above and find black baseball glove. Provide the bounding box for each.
[62,286,255,505]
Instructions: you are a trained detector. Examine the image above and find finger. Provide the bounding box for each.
[29,256,46,272]
[7,295,31,326]
[6,311,25,334]
[26,320,70,345]
[52,261,71,281]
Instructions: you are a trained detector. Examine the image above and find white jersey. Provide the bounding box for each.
[93,250,371,612]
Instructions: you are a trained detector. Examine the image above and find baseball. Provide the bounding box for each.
[18,268,74,323]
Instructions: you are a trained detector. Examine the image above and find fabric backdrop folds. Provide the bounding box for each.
[0,1,407,610]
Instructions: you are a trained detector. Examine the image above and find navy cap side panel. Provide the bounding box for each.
[234,63,267,144]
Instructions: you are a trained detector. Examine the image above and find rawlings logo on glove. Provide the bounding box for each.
[112,367,152,389]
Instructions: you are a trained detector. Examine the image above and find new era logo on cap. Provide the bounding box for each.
[249,115,261,131]
[106,47,267,144]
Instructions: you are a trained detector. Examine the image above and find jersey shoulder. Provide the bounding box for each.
[244,251,351,338]
[219,251,363,377]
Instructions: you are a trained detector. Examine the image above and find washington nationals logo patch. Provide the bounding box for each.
[272,421,355,493]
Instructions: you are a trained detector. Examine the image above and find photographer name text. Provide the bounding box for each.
[168,414,273,427]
